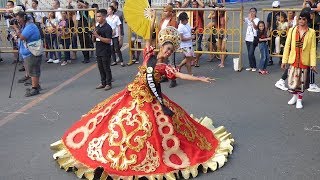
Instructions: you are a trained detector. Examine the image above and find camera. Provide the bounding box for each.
[3,13,13,19]
[9,19,19,26]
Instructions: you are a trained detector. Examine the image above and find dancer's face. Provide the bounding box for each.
[298,16,308,26]
[160,43,174,58]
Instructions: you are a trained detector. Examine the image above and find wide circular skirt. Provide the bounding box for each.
[51,89,234,179]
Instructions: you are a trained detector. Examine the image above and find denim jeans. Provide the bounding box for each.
[246,41,257,68]
[60,38,71,61]
[258,42,270,70]
[45,34,61,59]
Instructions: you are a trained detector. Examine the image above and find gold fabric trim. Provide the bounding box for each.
[131,141,160,173]
[65,93,126,149]
[166,100,213,151]
[51,116,234,180]
[127,66,161,107]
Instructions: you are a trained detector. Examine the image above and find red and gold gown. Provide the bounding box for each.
[51,49,234,180]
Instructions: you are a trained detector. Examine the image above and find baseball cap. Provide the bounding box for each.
[301,7,314,14]
[12,6,23,14]
[272,1,280,8]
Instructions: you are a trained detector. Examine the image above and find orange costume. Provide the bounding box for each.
[51,27,234,180]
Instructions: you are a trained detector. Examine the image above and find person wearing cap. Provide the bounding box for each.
[267,1,282,66]
[281,8,317,109]
[12,11,42,97]
[158,5,179,88]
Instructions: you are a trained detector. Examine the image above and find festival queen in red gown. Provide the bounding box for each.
[51,27,234,180]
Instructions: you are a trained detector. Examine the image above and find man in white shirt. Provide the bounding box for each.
[26,0,45,24]
[106,6,125,67]
[110,1,124,45]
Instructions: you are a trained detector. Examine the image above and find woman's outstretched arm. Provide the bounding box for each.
[175,72,215,83]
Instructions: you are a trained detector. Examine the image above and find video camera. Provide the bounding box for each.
[3,13,19,26]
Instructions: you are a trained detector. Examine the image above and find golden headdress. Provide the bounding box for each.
[158,26,181,50]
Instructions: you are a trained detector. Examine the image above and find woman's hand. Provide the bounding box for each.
[146,45,155,53]
[175,72,215,83]
[198,76,215,83]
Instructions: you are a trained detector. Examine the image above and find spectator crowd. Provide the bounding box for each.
[0,0,319,100]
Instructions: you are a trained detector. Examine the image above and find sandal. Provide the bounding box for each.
[258,70,265,74]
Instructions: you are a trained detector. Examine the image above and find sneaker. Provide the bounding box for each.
[246,68,252,71]
[47,59,54,63]
[96,84,106,89]
[25,88,40,97]
[135,61,140,64]
[67,60,72,64]
[288,95,297,105]
[104,85,112,91]
[0,58,3,62]
[61,61,68,66]
[307,84,320,93]
[275,79,288,91]
[18,76,30,83]
[296,99,303,109]
[251,68,257,72]
[53,59,61,64]
[111,62,117,66]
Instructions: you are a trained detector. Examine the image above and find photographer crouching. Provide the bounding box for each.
[12,11,42,97]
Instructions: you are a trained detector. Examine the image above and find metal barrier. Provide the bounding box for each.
[128,7,244,66]
[262,8,320,60]
[0,8,96,54]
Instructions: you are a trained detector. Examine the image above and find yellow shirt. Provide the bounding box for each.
[282,27,317,67]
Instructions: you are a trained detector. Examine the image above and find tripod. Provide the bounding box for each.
[8,40,20,98]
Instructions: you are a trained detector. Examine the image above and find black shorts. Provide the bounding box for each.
[25,55,42,77]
